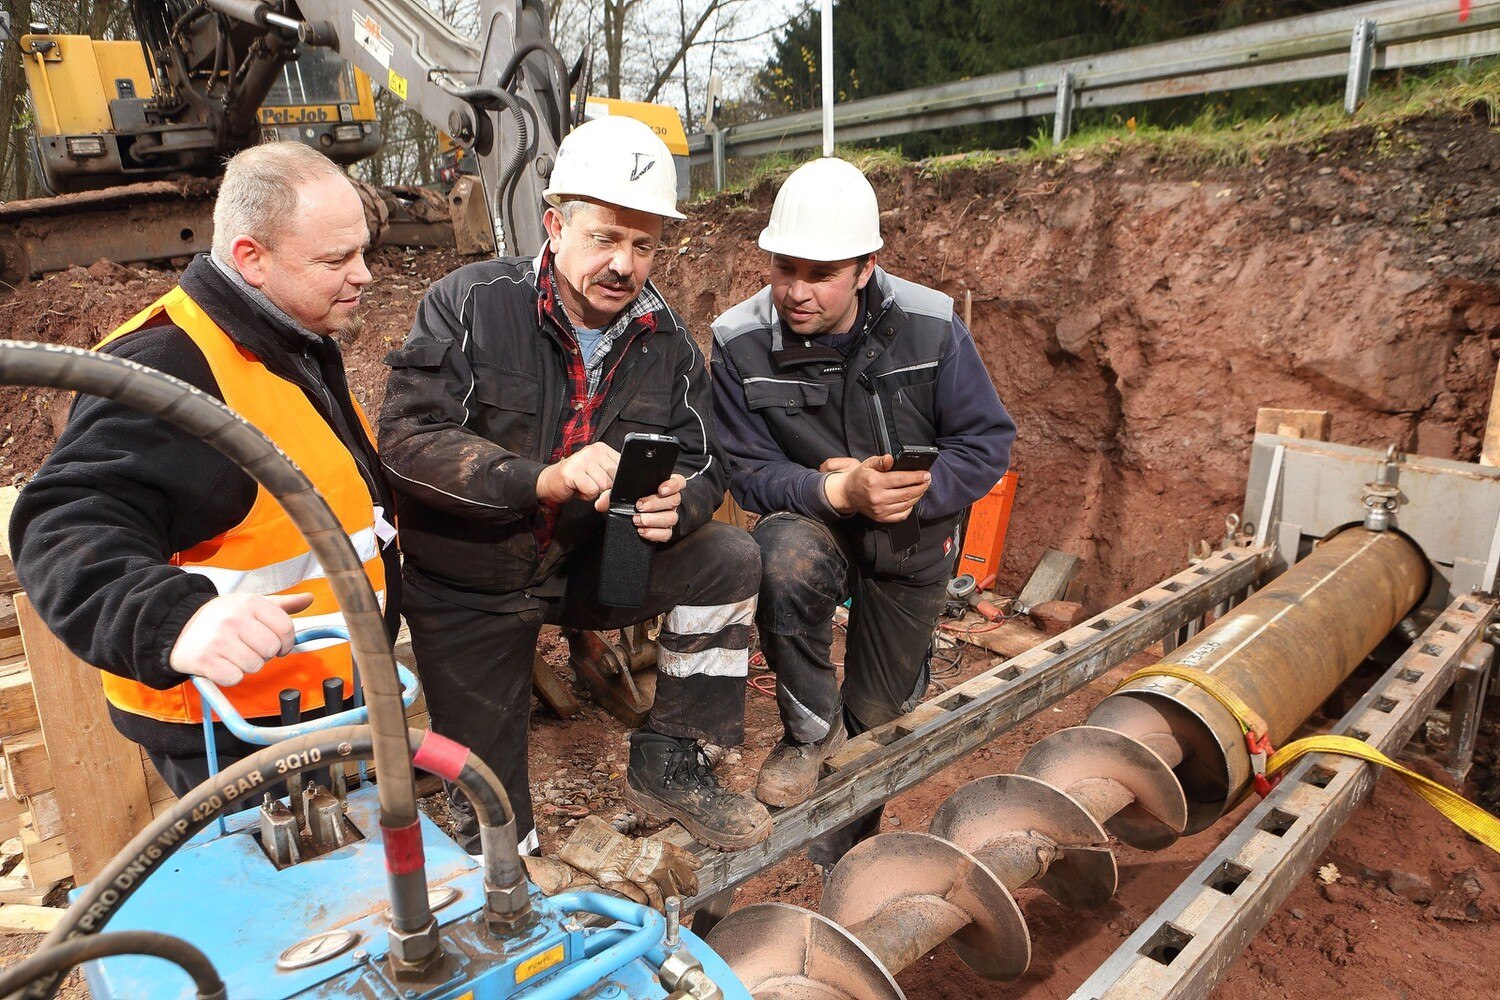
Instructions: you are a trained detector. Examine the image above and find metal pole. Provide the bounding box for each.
[1053,70,1075,144]
[821,0,834,156]
[711,128,727,193]
[1344,17,1377,114]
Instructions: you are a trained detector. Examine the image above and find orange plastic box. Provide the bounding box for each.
[957,470,1018,585]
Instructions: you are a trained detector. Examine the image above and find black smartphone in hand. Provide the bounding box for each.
[609,433,682,510]
[892,445,939,473]
[889,446,938,553]
[599,433,681,608]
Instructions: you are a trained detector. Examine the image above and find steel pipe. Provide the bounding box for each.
[1097,527,1428,832]
[710,528,1429,997]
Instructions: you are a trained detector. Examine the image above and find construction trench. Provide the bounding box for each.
[0,110,1497,998]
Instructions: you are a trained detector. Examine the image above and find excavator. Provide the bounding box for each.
[0,0,685,283]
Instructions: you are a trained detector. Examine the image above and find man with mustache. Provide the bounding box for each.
[10,142,396,797]
[711,157,1015,871]
[380,116,769,856]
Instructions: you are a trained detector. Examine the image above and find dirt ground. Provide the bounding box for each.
[1,109,1498,996]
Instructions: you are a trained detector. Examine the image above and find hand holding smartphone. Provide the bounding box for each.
[599,433,681,608]
[888,446,938,553]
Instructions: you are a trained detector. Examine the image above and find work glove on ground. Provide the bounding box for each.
[523,815,701,910]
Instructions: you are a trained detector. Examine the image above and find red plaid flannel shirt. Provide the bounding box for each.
[534,248,659,552]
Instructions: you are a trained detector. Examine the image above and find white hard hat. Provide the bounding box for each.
[543,116,684,220]
[758,157,883,261]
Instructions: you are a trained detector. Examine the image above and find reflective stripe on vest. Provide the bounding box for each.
[95,285,386,724]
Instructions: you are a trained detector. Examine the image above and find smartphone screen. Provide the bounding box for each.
[611,433,681,508]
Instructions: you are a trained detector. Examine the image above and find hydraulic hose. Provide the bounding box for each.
[0,344,432,958]
[26,727,524,999]
[447,83,531,246]
[496,40,570,138]
[0,931,225,1000]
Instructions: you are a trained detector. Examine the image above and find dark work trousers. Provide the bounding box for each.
[753,512,949,868]
[403,520,761,847]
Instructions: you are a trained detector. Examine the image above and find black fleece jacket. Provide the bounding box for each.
[9,255,399,755]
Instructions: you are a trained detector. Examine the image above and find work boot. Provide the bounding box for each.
[625,730,773,851]
[445,781,481,856]
[755,720,847,808]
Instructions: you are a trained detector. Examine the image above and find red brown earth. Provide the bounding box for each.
[1,110,1498,997]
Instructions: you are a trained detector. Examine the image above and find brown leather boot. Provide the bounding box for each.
[625,731,773,851]
[755,720,847,808]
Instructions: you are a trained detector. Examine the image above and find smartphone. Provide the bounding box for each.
[892,445,939,473]
[599,434,681,608]
[610,433,682,510]
[888,446,938,553]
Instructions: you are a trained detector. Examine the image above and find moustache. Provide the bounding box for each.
[591,270,635,292]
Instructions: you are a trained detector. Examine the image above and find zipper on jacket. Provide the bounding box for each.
[293,352,382,507]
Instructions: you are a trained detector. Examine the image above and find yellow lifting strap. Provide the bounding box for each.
[1115,664,1500,854]
[1265,736,1500,853]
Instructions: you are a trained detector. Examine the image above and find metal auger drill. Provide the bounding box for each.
[707,527,1429,998]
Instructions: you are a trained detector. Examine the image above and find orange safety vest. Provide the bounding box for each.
[95,285,386,724]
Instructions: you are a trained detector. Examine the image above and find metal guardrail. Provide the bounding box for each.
[690,0,1500,188]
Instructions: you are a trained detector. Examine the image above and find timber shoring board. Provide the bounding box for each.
[1254,407,1332,441]
[16,594,152,884]
[678,545,1269,908]
[1017,548,1081,610]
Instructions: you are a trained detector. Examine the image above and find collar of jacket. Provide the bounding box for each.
[179,254,333,369]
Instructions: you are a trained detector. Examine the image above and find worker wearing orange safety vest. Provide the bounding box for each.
[10,143,397,798]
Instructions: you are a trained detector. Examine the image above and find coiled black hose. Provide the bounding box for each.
[0,341,432,991]
[0,931,225,1000]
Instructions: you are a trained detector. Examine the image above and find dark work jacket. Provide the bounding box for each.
[711,267,1015,582]
[378,255,727,612]
[8,255,400,755]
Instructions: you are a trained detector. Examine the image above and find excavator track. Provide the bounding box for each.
[0,178,455,288]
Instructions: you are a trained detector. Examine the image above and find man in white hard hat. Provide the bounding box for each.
[380,116,770,856]
[711,157,1015,869]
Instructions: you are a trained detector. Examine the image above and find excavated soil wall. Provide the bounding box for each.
[0,112,1497,999]
[9,114,1495,605]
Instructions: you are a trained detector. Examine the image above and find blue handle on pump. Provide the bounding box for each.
[193,625,420,746]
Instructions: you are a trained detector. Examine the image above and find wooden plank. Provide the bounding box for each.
[1016,548,1080,611]
[939,618,1050,659]
[2,732,51,797]
[0,668,38,738]
[0,904,62,934]
[17,594,152,884]
[22,853,70,888]
[1484,361,1500,467]
[0,781,24,837]
[23,790,62,842]
[0,487,17,560]
[1255,407,1331,441]
[532,648,581,719]
[18,826,69,867]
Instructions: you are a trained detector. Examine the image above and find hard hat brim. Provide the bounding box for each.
[757,228,883,261]
[543,189,687,221]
